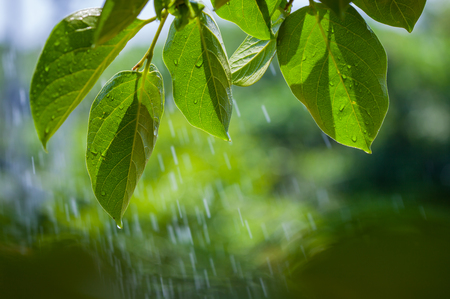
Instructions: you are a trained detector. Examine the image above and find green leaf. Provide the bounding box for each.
[319,0,352,18]
[30,9,145,150]
[163,10,233,141]
[86,67,164,227]
[229,11,285,86]
[230,37,276,86]
[211,0,231,10]
[214,0,281,40]
[352,0,426,32]
[277,4,389,153]
[94,0,149,45]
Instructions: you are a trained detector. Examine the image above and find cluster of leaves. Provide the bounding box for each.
[30,0,427,226]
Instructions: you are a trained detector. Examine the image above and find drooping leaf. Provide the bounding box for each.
[352,0,426,32]
[229,11,285,86]
[230,37,277,86]
[86,67,164,227]
[319,0,352,18]
[211,0,231,10]
[30,9,146,150]
[214,0,281,40]
[277,4,389,153]
[163,10,233,141]
[94,0,149,45]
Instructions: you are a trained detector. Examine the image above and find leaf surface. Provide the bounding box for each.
[277,4,389,153]
[214,0,281,40]
[211,0,231,10]
[94,0,149,45]
[86,67,164,227]
[30,9,145,149]
[163,10,233,141]
[352,0,426,32]
[229,11,285,86]
[319,0,352,18]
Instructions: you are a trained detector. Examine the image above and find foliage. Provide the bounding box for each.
[30,0,427,225]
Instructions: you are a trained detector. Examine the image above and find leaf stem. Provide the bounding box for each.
[133,11,169,71]
[142,16,158,25]
[285,0,294,11]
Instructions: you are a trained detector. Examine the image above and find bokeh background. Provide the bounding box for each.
[1,1,450,298]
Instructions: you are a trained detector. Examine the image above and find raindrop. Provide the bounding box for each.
[351,135,357,142]
[174,59,178,66]
[51,115,55,120]
[302,54,307,61]
[347,65,351,69]
[342,74,347,79]
[195,56,203,68]
[45,127,50,134]
[245,220,253,239]
[170,146,178,165]
[203,198,211,218]
[101,191,106,196]
[45,65,49,72]
[339,104,345,112]
[54,40,60,46]
[329,82,334,86]
[261,105,271,123]
[194,98,198,104]
[31,156,36,175]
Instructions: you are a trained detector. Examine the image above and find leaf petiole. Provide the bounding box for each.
[133,11,169,71]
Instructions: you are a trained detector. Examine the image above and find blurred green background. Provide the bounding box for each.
[1,1,450,298]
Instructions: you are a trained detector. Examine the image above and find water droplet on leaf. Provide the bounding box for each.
[339,104,345,112]
[351,135,357,142]
[195,56,203,68]
[174,59,178,66]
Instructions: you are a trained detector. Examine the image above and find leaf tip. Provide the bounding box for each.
[226,132,232,142]
[115,217,123,229]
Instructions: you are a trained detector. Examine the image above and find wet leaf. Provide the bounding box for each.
[86,67,164,227]
[277,4,389,153]
[229,11,285,86]
[352,0,427,32]
[163,10,233,141]
[30,9,146,149]
[214,0,281,40]
[94,0,149,45]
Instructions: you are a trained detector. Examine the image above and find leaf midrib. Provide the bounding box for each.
[313,8,370,151]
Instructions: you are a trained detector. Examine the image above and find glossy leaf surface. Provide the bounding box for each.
[352,0,426,32]
[319,0,352,18]
[230,37,276,87]
[163,10,233,141]
[214,0,281,40]
[86,67,164,227]
[229,10,285,86]
[94,0,149,45]
[277,4,389,153]
[30,9,146,149]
